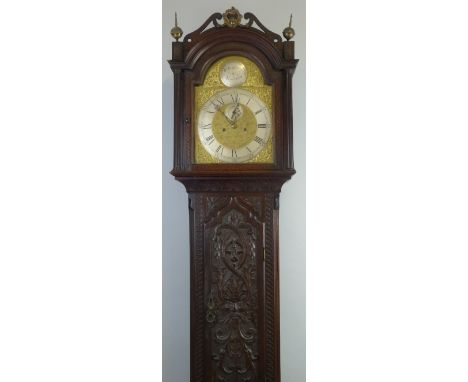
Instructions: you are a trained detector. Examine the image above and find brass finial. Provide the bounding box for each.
[170,12,183,41]
[283,14,295,41]
[223,7,242,28]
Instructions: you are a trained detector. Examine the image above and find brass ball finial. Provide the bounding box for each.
[283,14,295,41]
[170,12,183,41]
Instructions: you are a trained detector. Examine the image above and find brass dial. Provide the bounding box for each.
[194,55,274,164]
[198,89,272,163]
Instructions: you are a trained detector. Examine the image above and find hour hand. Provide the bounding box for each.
[222,111,234,125]
[214,104,234,125]
[211,102,232,124]
[230,102,242,123]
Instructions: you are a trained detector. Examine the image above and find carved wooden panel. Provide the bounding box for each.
[204,197,264,381]
[188,192,281,381]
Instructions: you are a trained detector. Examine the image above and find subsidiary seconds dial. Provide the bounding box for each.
[197,88,272,163]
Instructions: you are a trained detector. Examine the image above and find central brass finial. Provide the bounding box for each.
[223,7,242,28]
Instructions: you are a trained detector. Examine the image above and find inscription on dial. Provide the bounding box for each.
[219,60,247,87]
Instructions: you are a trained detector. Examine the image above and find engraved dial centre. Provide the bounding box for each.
[212,104,256,149]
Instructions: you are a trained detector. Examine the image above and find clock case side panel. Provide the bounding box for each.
[169,25,298,178]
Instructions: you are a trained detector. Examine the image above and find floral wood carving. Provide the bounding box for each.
[204,197,264,381]
[187,193,280,381]
[205,195,264,222]
[242,196,264,219]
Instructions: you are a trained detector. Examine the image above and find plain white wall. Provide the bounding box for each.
[162,1,306,381]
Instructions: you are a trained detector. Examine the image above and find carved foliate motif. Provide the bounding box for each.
[243,196,263,219]
[204,198,263,381]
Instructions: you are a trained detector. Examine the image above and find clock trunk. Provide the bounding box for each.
[188,191,280,381]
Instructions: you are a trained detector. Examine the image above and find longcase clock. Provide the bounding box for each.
[168,7,298,381]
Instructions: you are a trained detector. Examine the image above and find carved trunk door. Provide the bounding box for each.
[203,196,265,382]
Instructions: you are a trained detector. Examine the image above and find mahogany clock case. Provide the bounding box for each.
[164,4,305,382]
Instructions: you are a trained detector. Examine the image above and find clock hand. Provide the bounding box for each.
[213,103,235,125]
[223,111,235,125]
[230,102,241,123]
[230,108,236,121]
